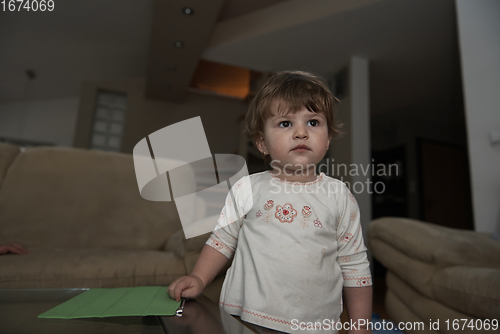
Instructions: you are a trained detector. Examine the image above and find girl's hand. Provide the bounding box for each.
[0,242,29,255]
[167,275,205,302]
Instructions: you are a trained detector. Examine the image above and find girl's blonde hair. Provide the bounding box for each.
[245,70,343,162]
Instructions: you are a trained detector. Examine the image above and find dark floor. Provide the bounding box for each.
[372,275,390,319]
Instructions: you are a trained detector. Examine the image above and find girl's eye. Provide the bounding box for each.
[279,121,292,128]
[308,119,319,126]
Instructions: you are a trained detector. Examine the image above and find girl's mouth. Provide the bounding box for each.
[292,145,310,151]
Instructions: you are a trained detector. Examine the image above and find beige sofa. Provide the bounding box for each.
[0,142,222,297]
[368,217,500,333]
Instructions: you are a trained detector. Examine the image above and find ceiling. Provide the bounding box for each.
[0,0,458,115]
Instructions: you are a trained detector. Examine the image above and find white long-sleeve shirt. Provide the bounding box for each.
[206,171,372,333]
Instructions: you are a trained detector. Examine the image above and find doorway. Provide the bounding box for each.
[417,138,473,230]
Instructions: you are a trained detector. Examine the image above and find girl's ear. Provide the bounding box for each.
[255,133,268,155]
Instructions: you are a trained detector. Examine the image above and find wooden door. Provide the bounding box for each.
[418,139,473,229]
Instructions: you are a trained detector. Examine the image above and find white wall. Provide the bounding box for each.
[329,57,372,235]
[456,0,500,233]
[350,57,372,231]
[0,98,79,147]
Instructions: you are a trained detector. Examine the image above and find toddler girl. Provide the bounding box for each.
[168,71,373,334]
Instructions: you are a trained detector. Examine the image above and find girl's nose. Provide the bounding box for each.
[294,125,308,139]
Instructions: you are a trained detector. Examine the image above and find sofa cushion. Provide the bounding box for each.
[368,218,500,268]
[369,238,439,298]
[0,248,186,288]
[0,142,20,187]
[165,229,212,258]
[165,228,233,290]
[163,196,213,258]
[387,271,478,332]
[385,290,439,333]
[431,266,500,320]
[0,147,186,250]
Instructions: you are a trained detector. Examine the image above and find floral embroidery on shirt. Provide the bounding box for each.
[224,198,236,223]
[342,269,358,278]
[299,205,312,229]
[349,192,357,204]
[350,211,358,223]
[208,236,234,254]
[262,200,274,223]
[220,301,293,326]
[302,206,312,217]
[256,210,263,218]
[341,233,353,243]
[210,239,223,251]
[275,203,297,223]
[264,200,274,211]
[339,255,351,263]
[357,277,371,287]
[314,219,323,228]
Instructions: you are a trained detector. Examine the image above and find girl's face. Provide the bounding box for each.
[256,103,331,179]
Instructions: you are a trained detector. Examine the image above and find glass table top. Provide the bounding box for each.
[0,288,256,334]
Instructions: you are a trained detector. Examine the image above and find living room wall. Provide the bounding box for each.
[456,0,500,234]
[73,77,248,156]
[0,77,248,160]
[0,97,79,147]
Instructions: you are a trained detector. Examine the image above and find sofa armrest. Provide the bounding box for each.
[367,217,500,269]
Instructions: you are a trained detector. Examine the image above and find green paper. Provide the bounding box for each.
[38,286,181,319]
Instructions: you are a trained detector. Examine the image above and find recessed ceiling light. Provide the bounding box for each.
[173,41,184,48]
[26,69,36,79]
[182,7,193,15]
